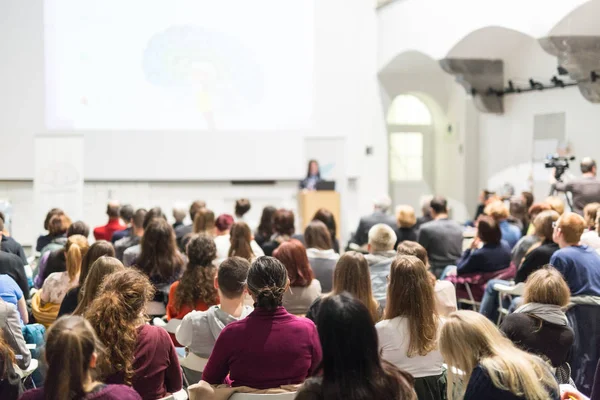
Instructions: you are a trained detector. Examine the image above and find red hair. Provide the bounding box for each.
[273,239,313,287]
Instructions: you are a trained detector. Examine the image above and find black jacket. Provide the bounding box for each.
[515,240,559,284]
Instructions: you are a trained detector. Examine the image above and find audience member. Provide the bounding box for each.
[166,234,219,321]
[202,256,321,388]
[394,205,417,249]
[254,206,276,248]
[93,201,126,241]
[71,256,125,316]
[415,195,434,229]
[274,240,322,315]
[0,215,25,264]
[110,204,134,243]
[234,198,251,222]
[123,207,165,267]
[299,159,322,191]
[215,221,263,265]
[479,210,559,322]
[485,200,522,249]
[215,214,234,236]
[521,191,534,212]
[0,299,30,370]
[473,190,494,222]
[36,208,67,252]
[85,269,182,399]
[546,195,566,216]
[500,267,574,374]
[193,208,216,237]
[397,241,457,317]
[440,310,559,400]
[0,328,22,398]
[550,212,600,296]
[0,251,27,301]
[304,220,339,293]
[58,240,115,317]
[175,200,206,250]
[306,251,379,323]
[377,256,445,399]
[176,257,253,358]
[20,315,141,400]
[365,224,397,307]
[508,197,529,237]
[115,208,146,261]
[350,195,396,247]
[580,202,600,249]
[0,275,28,325]
[296,293,416,400]
[312,208,340,253]
[418,196,464,277]
[171,204,187,230]
[513,202,552,266]
[262,209,297,256]
[553,157,600,215]
[38,213,72,256]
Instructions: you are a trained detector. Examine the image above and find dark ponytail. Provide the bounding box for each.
[247,256,288,311]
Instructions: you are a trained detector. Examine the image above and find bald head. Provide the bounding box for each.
[107,201,121,218]
[581,157,597,175]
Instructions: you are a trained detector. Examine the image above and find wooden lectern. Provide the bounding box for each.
[298,191,341,238]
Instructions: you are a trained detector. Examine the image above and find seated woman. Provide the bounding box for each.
[296,293,416,400]
[273,240,322,315]
[500,267,574,380]
[254,206,276,248]
[394,205,418,249]
[166,234,219,321]
[58,240,115,316]
[311,208,340,254]
[85,269,182,399]
[580,202,600,249]
[20,315,140,400]
[440,310,559,400]
[35,208,64,252]
[33,235,89,327]
[376,255,446,400]
[0,299,30,370]
[306,251,379,323]
[72,256,125,316]
[304,220,339,293]
[214,222,264,265]
[261,209,297,256]
[202,256,321,389]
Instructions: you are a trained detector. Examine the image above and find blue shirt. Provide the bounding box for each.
[499,220,522,249]
[0,274,23,324]
[550,245,600,296]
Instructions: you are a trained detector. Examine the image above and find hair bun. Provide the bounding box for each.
[256,286,284,311]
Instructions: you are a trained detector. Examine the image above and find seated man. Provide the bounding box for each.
[417,196,464,278]
[366,224,397,308]
[110,204,134,243]
[115,208,147,262]
[550,212,600,297]
[93,201,126,241]
[350,195,397,248]
[0,213,26,264]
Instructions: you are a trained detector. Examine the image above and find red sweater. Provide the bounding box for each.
[105,325,182,400]
[93,218,126,241]
[202,306,322,389]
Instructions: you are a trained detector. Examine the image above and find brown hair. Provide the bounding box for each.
[0,329,15,380]
[235,198,251,217]
[556,212,585,244]
[44,208,64,230]
[79,240,115,286]
[532,210,559,242]
[193,208,215,235]
[48,213,72,236]
[304,220,333,250]
[523,266,570,307]
[74,256,125,316]
[137,218,184,283]
[85,269,155,383]
[528,202,552,220]
[273,209,295,236]
[247,256,288,311]
[312,208,337,242]
[477,215,502,245]
[65,235,89,282]
[395,205,417,228]
[273,239,314,287]
[218,257,251,299]
[545,196,565,215]
[174,234,218,312]
[189,200,206,221]
[397,241,436,286]
[584,203,600,230]
[484,201,509,221]
[385,256,438,357]
[228,222,255,261]
[521,191,534,209]
[333,252,380,323]
[43,316,105,400]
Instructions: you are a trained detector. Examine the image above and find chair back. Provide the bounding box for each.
[566,304,600,396]
[146,301,167,317]
[447,263,516,302]
[180,352,209,372]
[230,393,296,399]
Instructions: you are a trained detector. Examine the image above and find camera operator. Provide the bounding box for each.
[552,157,600,215]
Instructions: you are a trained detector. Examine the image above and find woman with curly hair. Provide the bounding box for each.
[85,269,182,399]
[166,234,219,321]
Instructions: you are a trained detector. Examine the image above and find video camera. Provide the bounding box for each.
[545,154,576,181]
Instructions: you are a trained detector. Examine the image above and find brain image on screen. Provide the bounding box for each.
[142,25,265,130]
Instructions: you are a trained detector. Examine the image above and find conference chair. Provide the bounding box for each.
[446,264,516,311]
[493,282,525,325]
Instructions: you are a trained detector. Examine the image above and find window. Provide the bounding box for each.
[389,132,423,181]
[386,95,432,126]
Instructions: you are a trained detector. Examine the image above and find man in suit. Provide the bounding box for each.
[350,195,397,247]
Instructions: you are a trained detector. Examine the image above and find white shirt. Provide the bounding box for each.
[581,230,600,250]
[306,248,340,261]
[214,234,264,265]
[376,316,445,378]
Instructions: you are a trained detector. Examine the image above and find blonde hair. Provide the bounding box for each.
[65,235,89,282]
[545,196,565,215]
[484,200,509,221]
[523,266,570,307]
[395,205,417,228]
[584,202,600,229]
[557,212,585,244]
[532,210,559,241]
[440,310,558,400]
[368,224,397,252]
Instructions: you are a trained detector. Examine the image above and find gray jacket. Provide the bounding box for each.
[0,300,30,369]
[176,305,253,358]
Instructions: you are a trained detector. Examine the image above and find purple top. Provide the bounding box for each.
[203,306,322,389]
[19,384,141,400]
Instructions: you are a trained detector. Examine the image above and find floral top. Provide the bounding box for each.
[40,271,79,304]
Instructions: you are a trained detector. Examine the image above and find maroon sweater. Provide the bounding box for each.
[20,384,141,400]
[105,325,182,400]
[203,306,322,389]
